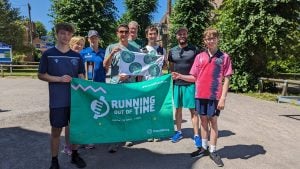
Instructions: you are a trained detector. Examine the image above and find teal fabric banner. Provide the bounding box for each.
[70,74,174,144]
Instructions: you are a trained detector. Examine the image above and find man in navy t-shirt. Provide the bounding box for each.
[38,23,86,169]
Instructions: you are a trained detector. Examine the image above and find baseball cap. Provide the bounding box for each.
[176,27,188,34]
[88,30,99,38]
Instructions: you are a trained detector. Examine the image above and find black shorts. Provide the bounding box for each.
[49,107,70,128]
[195,99,220,117]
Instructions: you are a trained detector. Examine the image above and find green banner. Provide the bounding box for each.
[70,74,174,144]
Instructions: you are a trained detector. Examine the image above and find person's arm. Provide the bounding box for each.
[38,73,72,83]
[217,76,230,110]
[171,72,196,82]
[103,46,121,71]
[167,50,174,72]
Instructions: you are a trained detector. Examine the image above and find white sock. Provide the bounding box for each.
[202,139,208,149]
[177,130,182,134]
[209,145,216,153]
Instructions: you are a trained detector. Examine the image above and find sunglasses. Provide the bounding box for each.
[118,30,129,34]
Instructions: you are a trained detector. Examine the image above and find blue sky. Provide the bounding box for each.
[10,0,170,31]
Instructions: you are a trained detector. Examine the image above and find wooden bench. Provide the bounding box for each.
[0,64,39,77]
[259,77,300,96]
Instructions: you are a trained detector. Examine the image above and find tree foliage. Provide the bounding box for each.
[214,0,300,92]
[120,0,158,40]
[169,0,213,48]
[0,0,27,52]
[50,0,118,46]
[35,21,47,38]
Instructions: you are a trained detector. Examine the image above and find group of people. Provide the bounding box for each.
[38,20,232,169]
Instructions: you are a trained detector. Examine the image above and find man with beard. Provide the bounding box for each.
[168,27,201,148]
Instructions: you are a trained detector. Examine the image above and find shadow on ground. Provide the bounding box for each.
[279,114,300,121]
[0,127,202,169]
[218,144,266,159]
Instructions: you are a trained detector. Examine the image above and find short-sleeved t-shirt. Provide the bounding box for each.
[168,45,199,85]
[104,43,140,84]
[80,47,106,82]
[129,39,144,49]
[190,50,233,100]
[38,47,85,108]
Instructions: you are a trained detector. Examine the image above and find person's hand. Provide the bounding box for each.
[111,46,121,55]
[172,72,181,80]
[217,98,226,110]
[60,75,72,82]
[119,74,129,82]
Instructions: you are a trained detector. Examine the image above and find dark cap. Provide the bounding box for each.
[88,30,99,38]
[176,27,188,34]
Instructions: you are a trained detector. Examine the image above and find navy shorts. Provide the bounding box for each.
[195,99,220,117]
[49,107,70,128]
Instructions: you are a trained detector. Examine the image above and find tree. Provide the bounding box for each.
[169,0,213,48]
[120,0,158,40]
[50,0,118,46]
[0,0,28,52]
[35,21,47,38]
[213,0,300,92]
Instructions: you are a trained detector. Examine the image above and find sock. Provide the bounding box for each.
[51,156,58,162]
[177,130,182,134]
[209,145,216,153]
[72,150,78,156]
[202,139,208,149]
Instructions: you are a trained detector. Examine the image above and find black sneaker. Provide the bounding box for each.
[49,159,60,169]
[71,153,87,168]
[209,152,224,167]
[108,144,120,153]
[190,147,210,158]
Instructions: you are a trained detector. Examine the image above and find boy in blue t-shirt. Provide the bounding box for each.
[38,23,87,169]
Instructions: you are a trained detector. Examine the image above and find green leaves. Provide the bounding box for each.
[50,0,117,46]
[214,0,300,92]
[169,0,213,48]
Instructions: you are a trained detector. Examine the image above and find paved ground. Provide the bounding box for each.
[0,77,300,169]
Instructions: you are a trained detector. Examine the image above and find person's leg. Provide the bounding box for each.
[209,116,218,152]
[61,126,72,155]
[190,108,201,147]
[175,108,183,132]
[200,115,209,149]
[51,127,63,157]
[171,85,183,143]
[49,127,62,169]
[190,109,199,136]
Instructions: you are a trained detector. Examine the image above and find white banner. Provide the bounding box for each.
[119,50,164,79]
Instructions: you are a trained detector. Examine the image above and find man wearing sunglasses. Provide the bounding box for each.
[103,23,140,153]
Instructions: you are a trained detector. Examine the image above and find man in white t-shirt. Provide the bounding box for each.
[141,25,167,81]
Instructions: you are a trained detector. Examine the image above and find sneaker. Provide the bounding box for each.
[125,141,134,147]
[85,144,95,149]
[108,144,120,153]
[49,159,60,169]
[190,147,210,158]
[209,152,224,167]
[171,131,183,143]
[194,135,201,148]
[61,145,72,156]
[71,153,87,168]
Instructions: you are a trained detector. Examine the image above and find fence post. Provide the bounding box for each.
[258,78,263,93]
[281,80,288,96]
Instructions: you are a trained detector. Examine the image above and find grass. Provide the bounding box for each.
[242,92,279,102]
[1,70,37,78]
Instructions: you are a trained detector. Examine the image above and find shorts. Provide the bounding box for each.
[173,84,195,109]
[49,107,70,128]
[195,99,220,117]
